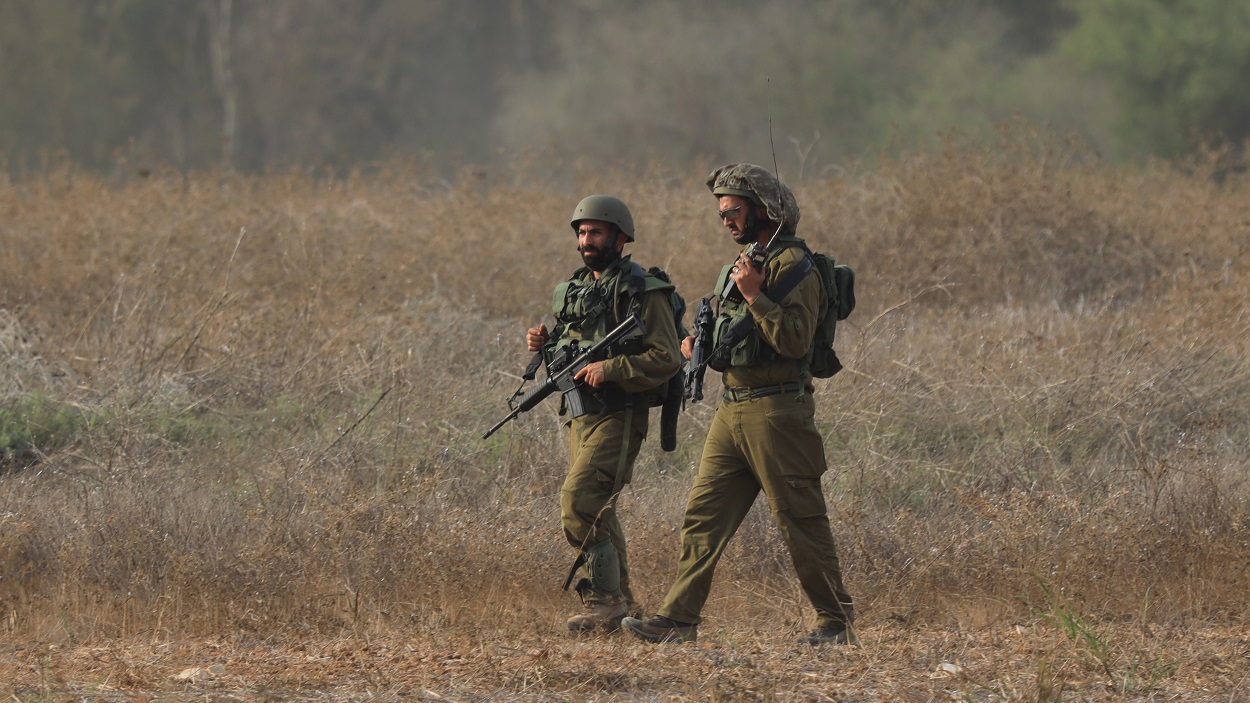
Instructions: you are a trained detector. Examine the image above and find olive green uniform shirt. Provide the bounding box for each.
[599,286,682,396]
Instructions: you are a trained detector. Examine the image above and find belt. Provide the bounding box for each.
[722,383,805,403]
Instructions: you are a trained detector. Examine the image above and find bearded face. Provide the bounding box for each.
[575,220,623,272]
[579,244,621,271]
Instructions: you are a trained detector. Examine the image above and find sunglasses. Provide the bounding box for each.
[717,205,743,220]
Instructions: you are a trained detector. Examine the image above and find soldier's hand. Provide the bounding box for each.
[732,254,765,304]
[526,324,548,352]
[680,335,696,360]
[574,361,606,388]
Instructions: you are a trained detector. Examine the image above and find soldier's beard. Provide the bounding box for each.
[579,246,621,272]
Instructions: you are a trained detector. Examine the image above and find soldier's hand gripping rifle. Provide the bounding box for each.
[683,296,715,405]
[482,314,646,440]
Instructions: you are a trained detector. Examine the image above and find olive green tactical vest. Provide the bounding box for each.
[708,235,809,372]
[547,256,676,408]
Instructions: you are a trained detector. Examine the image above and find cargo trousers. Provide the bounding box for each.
[656,389,853,627]
[561,403,649,608]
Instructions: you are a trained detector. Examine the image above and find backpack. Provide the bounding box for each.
[627,264,687,451]
[806,252,855,378]
[627,264,688,342]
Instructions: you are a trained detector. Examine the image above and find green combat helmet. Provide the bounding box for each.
[570,194,635,242]
[706,163,800,235]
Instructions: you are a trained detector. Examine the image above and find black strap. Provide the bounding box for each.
[522,351,544,381]
[767,252,815,303]
[717,253,815,350]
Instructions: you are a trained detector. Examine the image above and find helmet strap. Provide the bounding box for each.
[741,208,768,243]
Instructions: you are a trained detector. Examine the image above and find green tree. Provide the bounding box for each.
[1063,0,1250,159]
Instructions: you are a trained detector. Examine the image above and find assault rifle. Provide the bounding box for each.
[683,296,715,405]
[482,314,645,440]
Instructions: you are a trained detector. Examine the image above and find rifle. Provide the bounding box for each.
[683,296,715,405]
[482,314,646,440]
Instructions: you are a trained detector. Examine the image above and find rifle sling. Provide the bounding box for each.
[523,351,544,380]
[762,252,815,309]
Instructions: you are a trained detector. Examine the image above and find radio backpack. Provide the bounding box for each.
[805,251,855,378]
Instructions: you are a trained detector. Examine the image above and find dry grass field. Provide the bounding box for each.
[1,128,1248,700]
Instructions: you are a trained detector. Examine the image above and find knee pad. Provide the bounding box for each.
[585,538,622,597]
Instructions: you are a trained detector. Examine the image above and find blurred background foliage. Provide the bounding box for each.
[0,0,1246,176]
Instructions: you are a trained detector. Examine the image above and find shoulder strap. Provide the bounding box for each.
[627,262,677,295]
[628,262,647,298]
[768,250,816,303]
[767,235,807,256]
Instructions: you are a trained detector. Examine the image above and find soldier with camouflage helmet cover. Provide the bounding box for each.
[623,165,856,646]
[526,194,682,635]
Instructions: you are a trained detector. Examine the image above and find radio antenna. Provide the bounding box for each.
[768,77,781,186]
[765,77,784,244]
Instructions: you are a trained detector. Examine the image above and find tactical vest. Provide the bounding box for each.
[547,256,677,410]
[707,235,813,373]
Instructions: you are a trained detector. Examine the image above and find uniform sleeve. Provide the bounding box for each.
[600,290,682,393]
[747,248,824,359]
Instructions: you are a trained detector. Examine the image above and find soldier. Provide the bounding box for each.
[527,195,682,634]
[622,164,856,646]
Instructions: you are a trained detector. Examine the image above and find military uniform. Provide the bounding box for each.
[625,164,854,645]
[551,254,681,613]
[542,195,682,633]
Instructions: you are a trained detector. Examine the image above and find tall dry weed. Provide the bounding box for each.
[0,128,1247,647]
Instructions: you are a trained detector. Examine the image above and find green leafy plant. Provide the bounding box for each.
[0,392,87,467]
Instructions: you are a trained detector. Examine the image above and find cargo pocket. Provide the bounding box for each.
[757,396,827,518]
[783,475,828,519]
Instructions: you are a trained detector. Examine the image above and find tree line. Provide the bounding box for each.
[1,0,1245,176]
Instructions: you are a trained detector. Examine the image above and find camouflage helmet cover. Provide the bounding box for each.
[570,194,635,242]
[706,163,800,234]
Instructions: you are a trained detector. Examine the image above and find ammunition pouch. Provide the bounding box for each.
[570,385,651,417]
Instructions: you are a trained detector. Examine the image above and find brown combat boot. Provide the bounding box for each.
[566,594,628,634]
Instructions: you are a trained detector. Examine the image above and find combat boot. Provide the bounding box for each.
[566,539,628,634]
[798,621,859,646]
[621,615,697,643]
[566,591,629,634]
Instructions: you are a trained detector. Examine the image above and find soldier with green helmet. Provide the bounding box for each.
[623,164,856,646]
[526,194,682,634]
